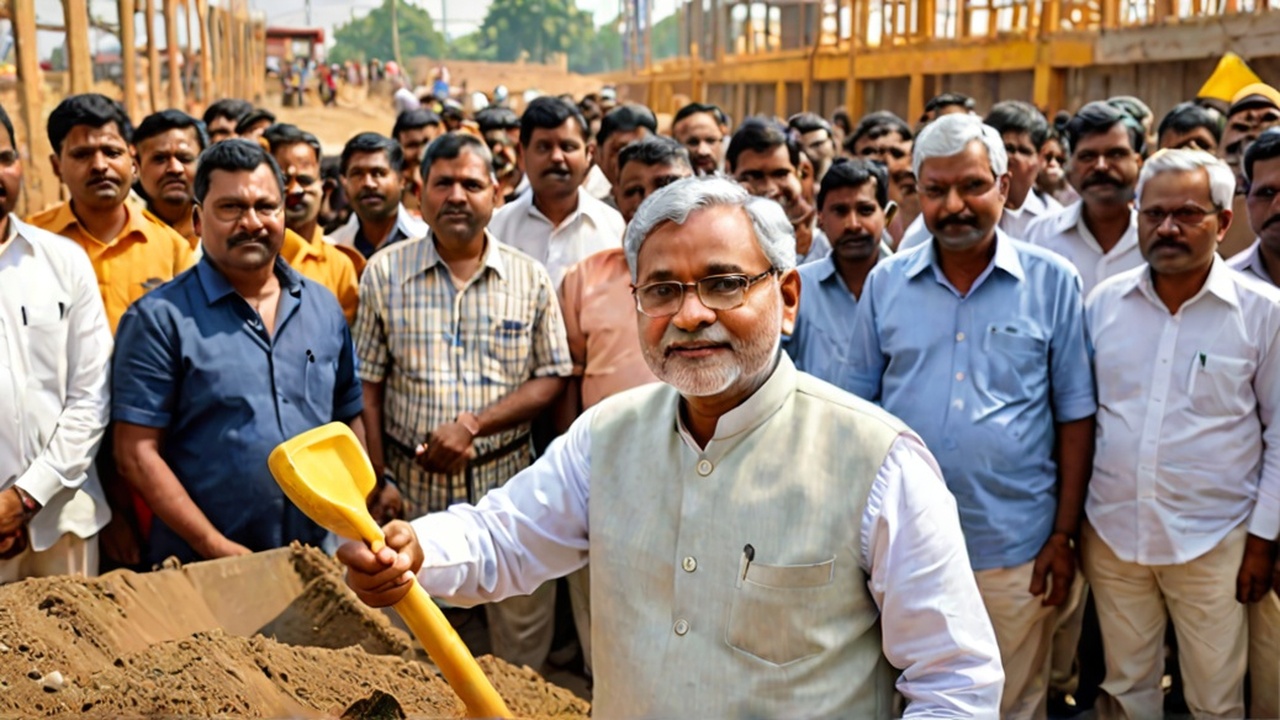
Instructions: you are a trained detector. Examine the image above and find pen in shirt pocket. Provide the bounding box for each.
[1199,352,1207,368]
[736,543,755,587]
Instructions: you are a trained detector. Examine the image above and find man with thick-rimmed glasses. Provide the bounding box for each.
[339,176,1003,718]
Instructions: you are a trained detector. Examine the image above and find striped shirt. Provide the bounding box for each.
[354,231,573,514]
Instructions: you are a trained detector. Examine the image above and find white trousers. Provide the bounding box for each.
[0,532,98,584]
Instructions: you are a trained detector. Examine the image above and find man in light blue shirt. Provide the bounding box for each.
[846,114,1096,720]
[786,158,890,385]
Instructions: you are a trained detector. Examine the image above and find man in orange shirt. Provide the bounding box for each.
[27,93,194,570]
[132,109,206,249]
[263,123,359,323]
[28,94,194,334]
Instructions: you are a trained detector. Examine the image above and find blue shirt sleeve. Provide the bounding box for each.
[112,301,180,428]
[1048,268,1097,423]
[332,319,364,421]
[843,267,886,401]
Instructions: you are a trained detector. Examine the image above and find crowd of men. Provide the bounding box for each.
[3,63,1280,716]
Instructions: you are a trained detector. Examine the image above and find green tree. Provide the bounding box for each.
[651,12,679,60]
[477,0,597,67]
[329,0,446,66]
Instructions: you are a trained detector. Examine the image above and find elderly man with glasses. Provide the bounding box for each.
[339,176,1003,719]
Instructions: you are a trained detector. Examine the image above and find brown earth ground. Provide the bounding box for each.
[0,544,589,719]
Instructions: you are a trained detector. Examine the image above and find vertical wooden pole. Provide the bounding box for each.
[775,77,787,117]
[197,0,213,106]
[62,0,93,93]
[165,0,183,109]
[119,0,140,120]
[144,0,162,112]
[183,0,196,106]
[908,71,924,125]
[12,0,53,212]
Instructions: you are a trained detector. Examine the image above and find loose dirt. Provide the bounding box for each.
[0,545,590,719]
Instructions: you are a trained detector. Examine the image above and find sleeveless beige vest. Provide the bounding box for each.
[587,355,907,718]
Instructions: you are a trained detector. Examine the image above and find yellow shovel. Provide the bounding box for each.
[268,422,512,719]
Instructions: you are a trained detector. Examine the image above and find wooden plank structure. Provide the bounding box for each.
[604,0,1280,124]
[3,0,266,212]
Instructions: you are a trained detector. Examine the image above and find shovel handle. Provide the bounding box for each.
[394,581,513,718]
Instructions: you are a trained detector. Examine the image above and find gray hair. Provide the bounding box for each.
[913,113,1009,179]
[623,176,796,281]
[1135,148,1235,210]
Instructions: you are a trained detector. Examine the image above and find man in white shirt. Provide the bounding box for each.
[1025,102,1146,295]
[0,103,112,582]
[1084,149,1279,720]
[1227,129,1280,719]
[985,102,1062,239]
[486,97,625,287]
[340,177,1003,718]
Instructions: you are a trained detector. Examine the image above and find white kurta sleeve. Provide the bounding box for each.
[410,405,595,605]
[862,434,1005,717]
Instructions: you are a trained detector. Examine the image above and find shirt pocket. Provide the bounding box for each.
[725,555,835,666]
[22,300,70,392]
[980,324,1047,403]
[1187,353,1254,418]
[483,318,533,385]
[302,347,338,417]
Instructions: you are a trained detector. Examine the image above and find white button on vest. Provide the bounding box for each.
[682,556,697,572]
[674,619,689,636]
[696,459,713,476]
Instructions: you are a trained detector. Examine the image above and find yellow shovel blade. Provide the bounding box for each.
[267,423,512,719]
[267,423,383,545]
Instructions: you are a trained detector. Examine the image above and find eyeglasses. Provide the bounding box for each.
[631,269,777,318]
[202,201,284,223]
[1139,205,1218,227]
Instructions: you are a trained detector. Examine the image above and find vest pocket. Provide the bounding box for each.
[725,557,835,666]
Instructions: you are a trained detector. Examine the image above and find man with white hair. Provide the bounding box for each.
[1083,148,1280,720]
[846,113,1096,719]
[338,176,1003,718]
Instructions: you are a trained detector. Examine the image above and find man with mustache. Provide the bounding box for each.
[340,176,1003,717]
[475,107,527,204]
[392,109,443,217]
[329,133,428,262]
[487,97,625,288]
[848,114,1096,719]
[1025,101,1146,295]
[728,118,831,265]
[785,158,889,385]
[1226,130,1280,719]
[595,104,658,208]
[28,94,195,569]
[1219,85,1280,258]
[671,102,729,176]
[262,123,360,324]
[1083,149,1280,720]
[0,101,112,584]
[353,131,572,672]
[111,140,364,565]
[132,110,206,249]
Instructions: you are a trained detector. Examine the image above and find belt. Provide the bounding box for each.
[384,432,531,505]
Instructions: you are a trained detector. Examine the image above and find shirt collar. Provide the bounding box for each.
[50,200,156,246]
[526,187,591,230]
[1073,203,1139,254]
[196,253,303,305]
[410,230,507,283]
[1234,240,1271,282]
[675,352,798,446]
[812,254,839,283]
[904,229,1025,283]
[1131,255,1240,310]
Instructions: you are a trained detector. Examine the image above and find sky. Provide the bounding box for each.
[19,0,675,59]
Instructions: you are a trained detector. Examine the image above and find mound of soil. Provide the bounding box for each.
[0,545,589,719]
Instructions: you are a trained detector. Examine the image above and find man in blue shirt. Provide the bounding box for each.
[112,140,365,564]
[786,158,890,385]
[846,114,1096,720]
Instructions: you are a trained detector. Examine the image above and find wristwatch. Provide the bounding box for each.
[456,411,482,437]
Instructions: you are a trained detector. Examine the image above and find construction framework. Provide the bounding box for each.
[4,0,267,211]
[602,0,1280,123]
